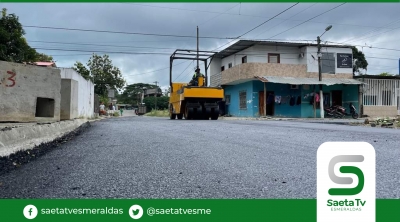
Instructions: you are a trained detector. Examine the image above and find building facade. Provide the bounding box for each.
[0,61,61,122]
[209,40,363,118]
[59,68,95,120]
[355,75,400,117]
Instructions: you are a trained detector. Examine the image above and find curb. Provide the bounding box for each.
[0,121,92,176]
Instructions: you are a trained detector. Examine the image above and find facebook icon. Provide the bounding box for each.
[23,205,38,219]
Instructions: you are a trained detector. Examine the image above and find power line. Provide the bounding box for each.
[32,47,174,55]
[25,25,318,43]
[365,56,399,61]
[23,25,230,40]
[29,40,179,50]
[326,41,400,52]
[43,48,400,62]
[173,61,193,82]
[126,61,187,77]
[266,3,346,39]
[132,3,388,29]
[238,3,300,38]
[253,3,316,39]
[346,26,400,44]
[199,3,240,27]
[213,3,300,51]
[339,18,400,44]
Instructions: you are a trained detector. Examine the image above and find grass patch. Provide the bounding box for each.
[145,109,169,117]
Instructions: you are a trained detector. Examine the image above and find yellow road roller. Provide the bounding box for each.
[168,27,224,120]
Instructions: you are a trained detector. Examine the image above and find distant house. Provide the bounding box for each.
[208,40,364,118]
[143,87,163,98]
[354,75,400,117]
[33,62,57,68]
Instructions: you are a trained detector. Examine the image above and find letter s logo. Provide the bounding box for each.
[328,155,364,196]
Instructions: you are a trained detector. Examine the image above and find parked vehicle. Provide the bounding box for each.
[324,104,359,119]
[135,105,146,116]
[349,103,359,119]
[324,106,343,118]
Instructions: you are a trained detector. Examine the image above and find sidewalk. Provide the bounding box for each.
[219,116,365,124]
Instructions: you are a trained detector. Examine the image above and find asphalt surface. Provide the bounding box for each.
[0,116,399,199]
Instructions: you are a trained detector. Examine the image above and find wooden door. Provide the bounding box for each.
[259,91,264,116]
[266,91,275,116]
[332,90,342,106]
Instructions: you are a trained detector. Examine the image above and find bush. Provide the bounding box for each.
[113,112,120,117]
[145,109,169,117]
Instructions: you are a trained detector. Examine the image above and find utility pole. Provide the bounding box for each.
[196,26,199,76]
[154,81,159,110]
[317,36,324,119]
[317,25,332,119]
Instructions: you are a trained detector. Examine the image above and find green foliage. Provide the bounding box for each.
[352,47,368,76]
[143,96,169,111]
[73,53,126,97]
[163,87,171,96]
[73,61,91,81]
[0,8,36,62]
[116,83,160,105]
[379,72,393,76]
[145,109,169,117]
[113,112,120,117]
[35,53,53,62]
[99,94,109,105]
[0,8,52,63]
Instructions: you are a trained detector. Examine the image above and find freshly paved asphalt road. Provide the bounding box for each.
[0,116,399,199]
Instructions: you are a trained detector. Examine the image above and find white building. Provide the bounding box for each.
[59,68,95,120]
[355,75,400,117]
[207,40,363,118]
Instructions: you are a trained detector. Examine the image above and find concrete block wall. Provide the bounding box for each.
[210,73,222,87]
[220,63,353,85]
[60,79,79,120]
[60,68,94,120]
[0,61,61,122]
[363,106,398,117]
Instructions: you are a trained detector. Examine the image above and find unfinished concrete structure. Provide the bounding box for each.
[59,68,94,120]
[0,61,61,122]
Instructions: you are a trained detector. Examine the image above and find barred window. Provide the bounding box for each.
[382,91,392,106]
[364,95,377,105]
[239,91,247,109]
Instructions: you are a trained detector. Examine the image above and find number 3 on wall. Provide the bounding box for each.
[6,71,16,87]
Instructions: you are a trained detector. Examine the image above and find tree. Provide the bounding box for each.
[73,61,91,81]
[35,52,53,62]
[352,47,368,76]
[379,72,393,76]
[143,96,169,111]
[116,83,160,105]
[0,8,35,62]
[163,87,170,96]
[0,8,52,63]
[73,53,126,97]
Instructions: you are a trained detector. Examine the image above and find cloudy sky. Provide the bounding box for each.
[1,3,400,90]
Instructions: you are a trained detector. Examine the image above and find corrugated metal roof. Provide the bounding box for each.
[34,62,56,66]
[254,76,364,85]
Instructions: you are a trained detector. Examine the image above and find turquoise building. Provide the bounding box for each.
[209,40,364,118]
[223,78,361,118]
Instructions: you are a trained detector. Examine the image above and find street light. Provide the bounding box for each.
[317,25,333,119]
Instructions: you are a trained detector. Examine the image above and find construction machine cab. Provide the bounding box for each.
[189,67,205,87]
